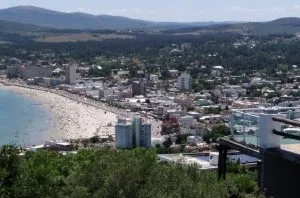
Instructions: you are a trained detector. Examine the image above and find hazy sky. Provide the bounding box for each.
[1,0,300,22]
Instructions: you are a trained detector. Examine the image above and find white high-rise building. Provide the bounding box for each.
[115,118,133,148]
[115,115,152,148]
[140,123,152,147]
[177,73,192,91]
[133,116,141,147]
[65,65,77,84]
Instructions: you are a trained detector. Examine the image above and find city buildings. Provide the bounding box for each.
[65,65,77,84]
[132,79,146,96]
[115,115,152,148]
[169,69,179,78]
[7,65,53,79]
[22,66,53,80]
[6,66,20,78]
[149,74,159,82]
[177,73,192,91]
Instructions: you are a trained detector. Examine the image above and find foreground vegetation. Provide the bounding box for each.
[0,146,262,198]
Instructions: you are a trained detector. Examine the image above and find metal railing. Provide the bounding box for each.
[230,108,300,147]
[272,117,300,141]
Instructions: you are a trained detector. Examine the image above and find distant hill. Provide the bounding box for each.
[0,19,45,33]
[0,6,238,30]
[0,6,151,30]
[0,6,299,35]
[268,17,300,26]
[245,17,300,34]
[166,17,300,35]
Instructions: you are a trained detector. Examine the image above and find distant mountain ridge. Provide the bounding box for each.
[0,6,239,30]
[268,17,300,27]
[166,17,300,35]
[0,6,299,35]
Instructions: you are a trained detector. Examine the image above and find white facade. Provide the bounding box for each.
[179,116,194,128]
[167,109,183,118]
[65,65,77,84]
[133,115,152,147]
[115,120,133,149]
[149,74,159,82]
[115,116,152,148]
[258,114,281,149]
[177,73,192,91]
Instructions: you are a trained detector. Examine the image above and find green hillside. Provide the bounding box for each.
[167,17,300,35]
[0,20,45,33]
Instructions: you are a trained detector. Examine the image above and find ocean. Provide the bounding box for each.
[0,88,51,146]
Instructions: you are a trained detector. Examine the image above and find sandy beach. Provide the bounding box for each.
[0,85,118,141]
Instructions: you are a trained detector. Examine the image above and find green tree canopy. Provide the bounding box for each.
[0,147,260,198]
[203,124,231,143]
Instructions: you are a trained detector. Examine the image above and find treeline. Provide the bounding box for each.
[2,31,300,76]
[0,32,32,45]
[0,32,240,59]
[0,146,262,198]
[42,29,119,34]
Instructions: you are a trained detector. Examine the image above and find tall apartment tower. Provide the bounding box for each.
[140,122,152,148]
[115,118,133,148]
[132,79,146,96]
[115,115,152,148]
[65,65,77,84]
[177,73,192,91]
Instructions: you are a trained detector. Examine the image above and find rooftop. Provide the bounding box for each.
[159,153,259,170]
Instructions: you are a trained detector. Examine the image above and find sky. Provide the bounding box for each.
[1,0,300,22]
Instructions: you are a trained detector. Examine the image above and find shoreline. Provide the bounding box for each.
[0,84,118,142]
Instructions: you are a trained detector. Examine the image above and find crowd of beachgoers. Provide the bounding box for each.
[0,83,162,142]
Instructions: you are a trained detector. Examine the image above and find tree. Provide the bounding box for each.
[129,66,138,77]
[163,137,172,148]
[225,105,229,111]
[161,69,170,79]
[14,151,71,197]
[0,145,20,197]
[89,136,100,144]
[145,99,151,105]
[175,134,189,145]
[192,81,204,92]
[0,146,260,198]
[186,105,195,111]
[206,106,222,114]
[203,124,230,143]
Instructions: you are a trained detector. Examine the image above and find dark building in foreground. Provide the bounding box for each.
[219,111,300,198]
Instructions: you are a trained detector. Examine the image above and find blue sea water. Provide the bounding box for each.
[0,88,51,146]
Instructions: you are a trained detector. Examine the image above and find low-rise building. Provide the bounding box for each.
[149,74,159,82]
[187,111,201,119]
